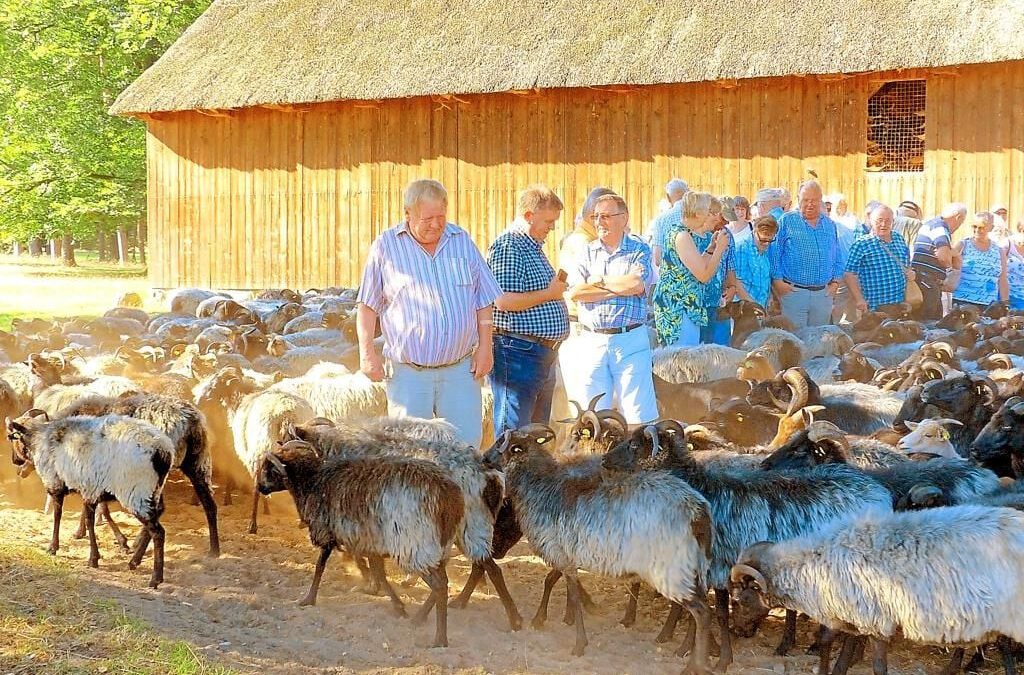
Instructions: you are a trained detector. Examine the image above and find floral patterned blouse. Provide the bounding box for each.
[653,220,716,345]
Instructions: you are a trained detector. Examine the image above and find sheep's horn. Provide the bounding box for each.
[1013,400,1024,416]
[986,353,1014,370]
[582,410,601,440]
[597,409,629,432]
[908,484,944,505]
[262,451,287,473]
[930,341,955,356]
[973,376,999,406]
[807,421,850,452]
[569,400,584,418]
[25,409,49,421]
[730,563,768,592]
[308,417,335,427]
[644,425,660,458]
[881,375,904,391]
[933,417,964,427]
[586,393,605,412]
[782,368,809,416]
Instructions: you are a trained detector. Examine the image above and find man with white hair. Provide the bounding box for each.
[911,202,967,320]
[844,204,914,313]
[754,187,785,221]
[768,180,844,328]
[357,179,502,448]
[648,178,689,266]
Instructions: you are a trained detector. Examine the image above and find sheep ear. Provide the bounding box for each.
[905,420,919,430]
[939,428,950,441]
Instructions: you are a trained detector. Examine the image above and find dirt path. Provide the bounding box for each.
[0,478,985,674]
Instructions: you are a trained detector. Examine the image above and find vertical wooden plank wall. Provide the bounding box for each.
[144,61,1024,289]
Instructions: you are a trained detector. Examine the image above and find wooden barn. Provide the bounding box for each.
[111,0,1024,291]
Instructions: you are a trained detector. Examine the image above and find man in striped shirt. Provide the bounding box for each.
[768,180,844,328]
[911,203,966,320]
[357,179,502,448]
[487,185,569,435]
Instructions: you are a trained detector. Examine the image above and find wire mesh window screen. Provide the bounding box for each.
[867,80,926,172]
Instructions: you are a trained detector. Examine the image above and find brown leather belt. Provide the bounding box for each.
[580,323,645,335]
[494,328,562,351]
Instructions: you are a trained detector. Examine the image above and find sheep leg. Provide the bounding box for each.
[530,568,562,629]
[247,482,261,534]
[621,581,640,627]
[148,518,165,588]
[656,601,684,643]
[353,554,381,595]
[74,508,88,540]
[368,554,406,618]
[832,633,863,675]
[100,503,130,554]
[129,496,164,569]
[807,623,828,655]
[869,636,889,675]
[419,565,449,648]
[449,562,485,609]
[714,587,733,671]
[935,647,964,675]
[298,546,332,606]
[564,571,588,657]
[997,637,1017,675]
[47,491,65,555]
[262,494,271,515]
[680,593,713,675]
[482,558,523,631]
[221,474,234,507]
[84,502,100,568]
[774,614,798,655]
[579,583,599,615]
[182,466,220,558]
[964,646,986,672]
[814,628,839,675]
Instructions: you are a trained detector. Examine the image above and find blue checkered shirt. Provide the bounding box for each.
[569,235,654,330]
[487,227,570,340]
[768,212,845,286]
[733,237,772,307]
[844,232,910,310]
[703,229,735,307]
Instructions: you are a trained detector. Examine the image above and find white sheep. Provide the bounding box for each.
[731,505,1024,672]
[897,418,964,459]
[34,377,140,417]
[168,288,229,316]
[271,372,387,422]
[6,411,174,588]
[653,343,748,383]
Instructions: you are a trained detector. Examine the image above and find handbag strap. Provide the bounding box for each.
[875,237,908,270]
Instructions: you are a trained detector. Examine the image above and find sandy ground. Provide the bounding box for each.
[0,476,1002,675]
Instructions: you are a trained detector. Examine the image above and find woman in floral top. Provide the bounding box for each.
[653,192,730,346]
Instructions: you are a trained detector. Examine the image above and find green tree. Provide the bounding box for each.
[0,0,210,263]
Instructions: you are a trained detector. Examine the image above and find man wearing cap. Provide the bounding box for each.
[487,185,569,435]
[564,193,658,425]
[754,187,786,221]
[648,178,689,266]
[768,180,844,328]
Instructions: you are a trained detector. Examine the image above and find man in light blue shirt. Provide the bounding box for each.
[648,178,689,267]
[768,181,844,328]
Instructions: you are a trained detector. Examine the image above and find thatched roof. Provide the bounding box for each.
[111,0,1024,115]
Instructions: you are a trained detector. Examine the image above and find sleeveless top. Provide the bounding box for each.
[1006,242,1024,310]
[953,238,1002,306]
[653,222,714,344]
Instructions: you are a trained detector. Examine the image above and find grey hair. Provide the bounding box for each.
[797,180,823,198]
[941,202,968,219]
[665,178,689,201]
[865,200,884,215]
[577,186,617,224]
[868,204,894,221]
[404,179,448,211]
[683,192,722,219]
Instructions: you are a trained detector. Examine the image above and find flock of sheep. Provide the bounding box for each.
[3,288,1024,675]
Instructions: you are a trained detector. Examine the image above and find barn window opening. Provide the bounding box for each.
[867,80,926,172]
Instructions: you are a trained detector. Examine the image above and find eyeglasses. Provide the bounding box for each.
[592,212,626,223]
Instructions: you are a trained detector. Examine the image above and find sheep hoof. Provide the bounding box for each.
[774,642,793,656]
[620,616,636,628]
[207,548,221,559]
[447,596,469,610]
[72,529,86,540]
[127,560,139,571]
[246,523,258,535]
[148,578,162,589]
[390,605,408,619]
[116,543,131,555]
[508,613,523,632]
[530,616,546,630]
[431,639,448,649]
[46,545,58,556]
[297,595,317,607]
[571,642,588,657]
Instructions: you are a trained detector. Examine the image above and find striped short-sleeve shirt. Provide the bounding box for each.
[569,235,654,330]
[358,222,502,366]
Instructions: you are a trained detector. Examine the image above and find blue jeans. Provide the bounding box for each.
[699,306,733,345]
[489,334,559,436]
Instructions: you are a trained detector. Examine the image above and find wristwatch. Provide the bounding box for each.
[589,274,606,288]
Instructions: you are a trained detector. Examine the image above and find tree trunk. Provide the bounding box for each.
[49,238,61,260]
[97,228,108,262]
[137,218,146,265]
[28,238,43,256]
[115,227,127,266]
[61,234,76,267]
[12,241,21,256]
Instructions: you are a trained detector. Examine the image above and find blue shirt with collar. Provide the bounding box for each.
[768,211,845,287]
[570,235,654,330]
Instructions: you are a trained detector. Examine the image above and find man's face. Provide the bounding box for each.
[870,208,895,240]
[799,187,823,222]
[757,199,782,216]
[754,227,777,251]
[406,200,447,246]
[996,208,1009,221]
[593,200,629,243]
[526,207,561,242]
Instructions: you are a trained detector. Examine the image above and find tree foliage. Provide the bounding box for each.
[0,0,210,244]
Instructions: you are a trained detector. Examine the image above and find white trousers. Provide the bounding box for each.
[386,356,483,449]
[559,326,659,425]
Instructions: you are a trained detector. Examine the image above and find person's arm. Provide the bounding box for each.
[470,305,494,380]
[934,240,957,269]
[495,282,567,311]
[999,247,1010,302]
[831,226,846,282]
[489,238,566,311]
[568,273,645,302]
[843,272,867,312]
[673,229,727,283]
[726,269,754,303]
[357,303,383,381]
[768,224,793,297]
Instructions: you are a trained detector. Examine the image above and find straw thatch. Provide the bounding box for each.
[112,0,1024,115]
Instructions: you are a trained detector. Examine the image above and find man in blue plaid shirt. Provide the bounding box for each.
[487,185,570,435]
[844,204,915,312]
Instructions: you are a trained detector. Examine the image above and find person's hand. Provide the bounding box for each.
[470,345,493,381]
[360,348,384,382]
[713,229,730,251]
[855,298,868,313]
[826,281,840,297]
[546,276,568,300]
[905,268,916,281]
[772,279,794,297]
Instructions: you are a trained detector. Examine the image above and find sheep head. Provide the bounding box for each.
[896,418,963,459]
[729,543,775,637]
[257,439,321,495]
[767,405,826,450]
[736,350,775,383]
[971,396,1024,477]
[482,424,556,470]
[760,421,850,470]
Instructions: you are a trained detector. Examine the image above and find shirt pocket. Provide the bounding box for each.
[445,257,473,287]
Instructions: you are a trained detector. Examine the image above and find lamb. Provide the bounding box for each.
[168,288,229,316]
[34,376,140,417]
[602,420,893,667]
[730,506,1024,675]
[739,328,804,371]
[56,393,220,559]
[287,417,519,630]
[270,371,387,423]
[894,374,1002,463]
[258,438,463,647]
[483,424,716,671]
[652,343,748,383]
[6,411,173,588]
[896,418,963,459]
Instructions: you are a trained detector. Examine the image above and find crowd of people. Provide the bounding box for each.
[356,178,1021,445]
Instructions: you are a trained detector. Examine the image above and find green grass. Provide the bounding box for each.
[0,541,237,675]
[0,251,147,279]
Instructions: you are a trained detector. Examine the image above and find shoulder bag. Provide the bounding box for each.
[878,239,923,308]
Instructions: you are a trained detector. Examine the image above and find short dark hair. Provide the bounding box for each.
[753,215,779,233]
